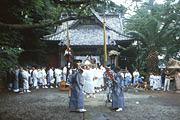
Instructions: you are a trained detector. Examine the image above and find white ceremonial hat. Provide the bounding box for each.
[105,66,111,69]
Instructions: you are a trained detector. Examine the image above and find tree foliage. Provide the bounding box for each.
[124,0,180,72]
[0,0,126,73]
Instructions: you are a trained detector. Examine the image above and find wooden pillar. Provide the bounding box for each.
[58,49,61,67]
[115,56,117,67]
[57,47,60,67]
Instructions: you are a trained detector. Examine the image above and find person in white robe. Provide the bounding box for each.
[133,69,140,86]
[48,67,54,88]
[153,74,161,90]
[93,68,101,92]
[63,65,67,81]
[149,72,155,90]
[100,66,105,90]
[82,66,87,94]
[83,66,95,98]
[125,70,132,87]
[38,68,43,87]
[33,67,39,89]
[97,67,104,92]
[23,68,31,92]
[42,67,48,88]
[55,67,62,88]
[157,75,162,90]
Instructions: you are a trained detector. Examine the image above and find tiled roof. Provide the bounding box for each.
[58,25,132,46]
[43,8,133,46]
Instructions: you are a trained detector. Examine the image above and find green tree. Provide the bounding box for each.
[0,0,126,73]
[124,0,180,73]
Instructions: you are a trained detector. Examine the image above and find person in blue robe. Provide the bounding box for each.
[19,67,26,94]
[125,76,130,86]
[7,67,13,90]
[69,69,86,112]
[120,70,124,87]
[112,67,124,112]
[13,66,20,92]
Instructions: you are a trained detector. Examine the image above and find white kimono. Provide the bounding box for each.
[125,73,132,86]
[93,69,101,88]
[157,76,162,88]
[99,69,105,86]
[23,71,30,90]
[55,69,62,84]
[33,70,39,87]
[97,69,104,87]
[42,69,47,85]
[125,73,132,79]
[149,75,155,87]
[48,69,54,84]
[82,69,86,92]
[153,76,161,89]
[83,69,95,94]
[133,71,140,85]
[63,67,67,81]
[38,70,43,84]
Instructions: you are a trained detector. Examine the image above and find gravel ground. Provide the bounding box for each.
[0,89,83,120]
[110,92,180,120]
[0,88,180,120]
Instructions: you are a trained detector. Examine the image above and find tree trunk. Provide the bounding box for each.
[146,51,159,74]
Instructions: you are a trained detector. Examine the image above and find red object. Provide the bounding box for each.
[106,70,113,80]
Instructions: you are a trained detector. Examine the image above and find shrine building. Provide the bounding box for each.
[43,9,134,68]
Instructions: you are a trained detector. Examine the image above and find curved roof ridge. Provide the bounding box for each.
[90,8,132,38]
[43,8,133,40]
[44,19,79,39]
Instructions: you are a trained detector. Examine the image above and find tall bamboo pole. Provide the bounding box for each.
[103,15,107,63]
[66,20,69,49]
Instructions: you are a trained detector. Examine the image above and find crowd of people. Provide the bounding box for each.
[68,65,180,112]
[6,66,68,93]
[5,64,180,112]
[149,69,180,92]
[6,65,180,94]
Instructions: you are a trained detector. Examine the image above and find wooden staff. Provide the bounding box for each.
[103,15,107,63]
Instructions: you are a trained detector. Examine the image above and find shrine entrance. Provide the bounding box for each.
[73,56,100,68]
